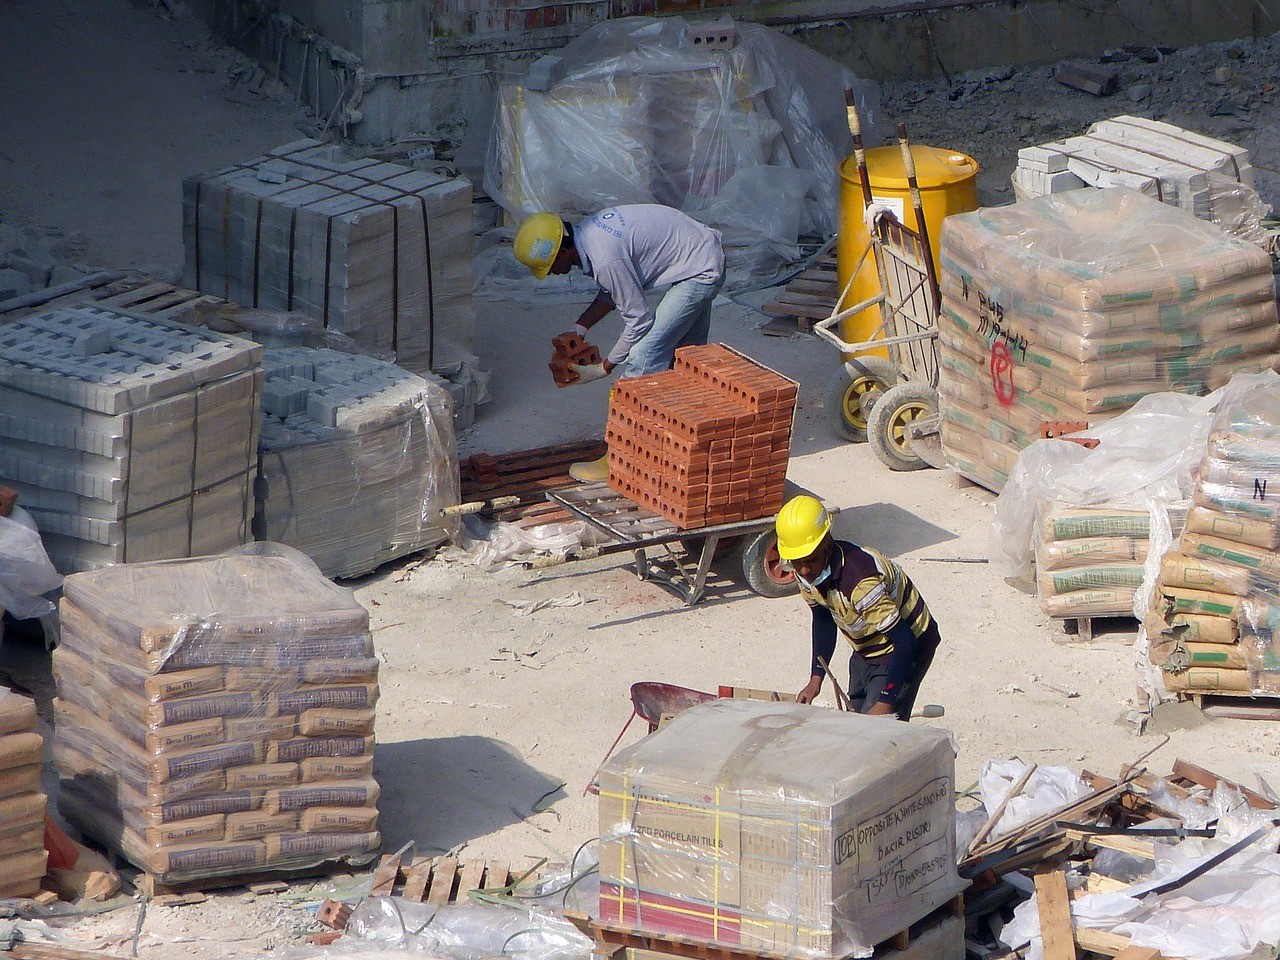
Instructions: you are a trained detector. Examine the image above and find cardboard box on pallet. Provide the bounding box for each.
[597,699,965,959]
[51,551,381,888]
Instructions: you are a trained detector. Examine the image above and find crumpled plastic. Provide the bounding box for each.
[439,514,602,571]
[989,382,1258,587]
[0,507,62,620]
[976,759,1092,842]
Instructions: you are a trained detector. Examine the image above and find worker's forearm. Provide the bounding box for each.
[576,292,615,330]
[810,608,838,679]
[878,620,920,705]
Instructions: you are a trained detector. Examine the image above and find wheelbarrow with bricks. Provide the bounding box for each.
[526,478,836,605]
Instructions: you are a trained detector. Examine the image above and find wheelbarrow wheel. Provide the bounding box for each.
[824,356,898,443]
[735,530,797,599]
[868,381,938,472]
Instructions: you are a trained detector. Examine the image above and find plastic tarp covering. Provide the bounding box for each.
[1002,797,1280,960]
[1141,373,1280,696]
[938,187,1280,492]
[480,17,879,288]
[990,386,1230,588]
[257,347,460,580]
[0,506,62,620]
[50,546,381,886]
[597,699,965,959]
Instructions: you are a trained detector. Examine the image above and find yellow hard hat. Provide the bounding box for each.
[514,212,565,280]
[775,495,832,561]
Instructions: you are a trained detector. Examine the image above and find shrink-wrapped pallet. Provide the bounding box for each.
[939,188,1279,491]
[1146,375,1280,696]
[52,550,381,888]
[256,347,460,579]
[183,139,474,377]
[0,305,261,573]
[597,699,965,959]
[0,689,48,899]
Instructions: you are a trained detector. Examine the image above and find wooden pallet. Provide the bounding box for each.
[398,857,513,904]
[134,856,375,898]
[761,255,838,336]
[1175,690,1280,721]
[572,895,964,960]
[0,269,232,325]
[1058,615,1138,642]
[461,440,607,529]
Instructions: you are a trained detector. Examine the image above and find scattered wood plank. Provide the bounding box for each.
[1171,759,1276,810]
[1034,869,1077,960]
[1113,946,1163,960]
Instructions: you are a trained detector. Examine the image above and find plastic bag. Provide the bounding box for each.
[0,507,62,620]
[439,514,600,571]
[977,759,1091,841]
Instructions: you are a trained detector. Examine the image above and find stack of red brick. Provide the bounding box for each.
[606,345,797,529]
[549,332,603,387]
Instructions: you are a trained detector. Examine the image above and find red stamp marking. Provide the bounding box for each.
[990,341,1016,407]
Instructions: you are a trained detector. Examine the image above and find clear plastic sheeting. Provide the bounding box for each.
[1142,373,1280,696]
[976,760,1091,842]
[597,699,965,959]
[439,515,600,571]
[990,383,1243,587]
[1002,819,1280,960]
[50,547,381,886]
[938,188,1280,492]
[345,898,593,960]
[256,347,460,580]
[480,17,879,287]
[0,507,62,620]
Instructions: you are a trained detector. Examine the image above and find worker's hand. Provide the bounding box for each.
[796,677,823,705]
[866,700,895,717]
[571,362,609,384]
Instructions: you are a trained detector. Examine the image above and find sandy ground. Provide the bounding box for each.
[5,2,1280,956]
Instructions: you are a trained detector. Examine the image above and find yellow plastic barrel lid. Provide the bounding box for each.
[842,145,980,190]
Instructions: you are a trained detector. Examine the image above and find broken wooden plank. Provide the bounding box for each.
[1034,869,1077,960]
[426,857,458,905]
[1075,927,1131,957]
[1171,759,1276,810]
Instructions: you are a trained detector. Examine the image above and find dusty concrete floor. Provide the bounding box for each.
[4,2,1280,956]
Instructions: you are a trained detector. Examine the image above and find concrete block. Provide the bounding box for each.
[1053,61,1119,96]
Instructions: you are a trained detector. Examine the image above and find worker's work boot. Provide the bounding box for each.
[569,454,609,483]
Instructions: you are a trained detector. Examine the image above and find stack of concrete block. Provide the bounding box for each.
[257,347,459,579]
[548,332,602,387]
[1011,116,1267,245]
[52,552,381,888]
[1147,376,1280,696]
[938,188,1279,492]
[183,139,475,377]
[606,345,795,529]
[0,305,262,573]
[0,689,48,899]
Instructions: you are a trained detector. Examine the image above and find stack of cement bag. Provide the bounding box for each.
[256,347,459,579]
[0,689,47,899]
[1035,505,1153,620]
[52,552,381,888]
[0,305,261,573]
[183,140,475,377]
[1147,375,1280,696]
[939,188,1279,491]
[1011,116,1271,247]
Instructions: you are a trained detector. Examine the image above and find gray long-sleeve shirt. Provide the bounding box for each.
[574,205,724,365]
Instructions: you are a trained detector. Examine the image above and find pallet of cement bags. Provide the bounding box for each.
[52,550,382,891]
[183,139,475,377]
[0,304,262,573]
[0,688,48,899]
[256,347,460,579]
[938,188,1279,492]
[1146,374,1280,699]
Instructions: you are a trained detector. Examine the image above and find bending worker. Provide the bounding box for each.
[775,495,941,720]
[514,204,725,481]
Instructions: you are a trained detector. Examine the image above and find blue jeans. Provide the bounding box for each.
[624,275,723,377]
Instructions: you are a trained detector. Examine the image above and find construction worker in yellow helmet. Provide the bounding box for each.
[514,205,725,482]
[775,495,941,721]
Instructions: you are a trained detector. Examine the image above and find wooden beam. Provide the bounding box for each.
[1172,759,1276,810]
[1034,869,1077,960]
[1075,927,1132,956]
[1113,947,1163,960]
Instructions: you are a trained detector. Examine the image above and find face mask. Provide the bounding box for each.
[796,561,833,592]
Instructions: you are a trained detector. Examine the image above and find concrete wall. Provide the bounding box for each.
[195,0,1280,144]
